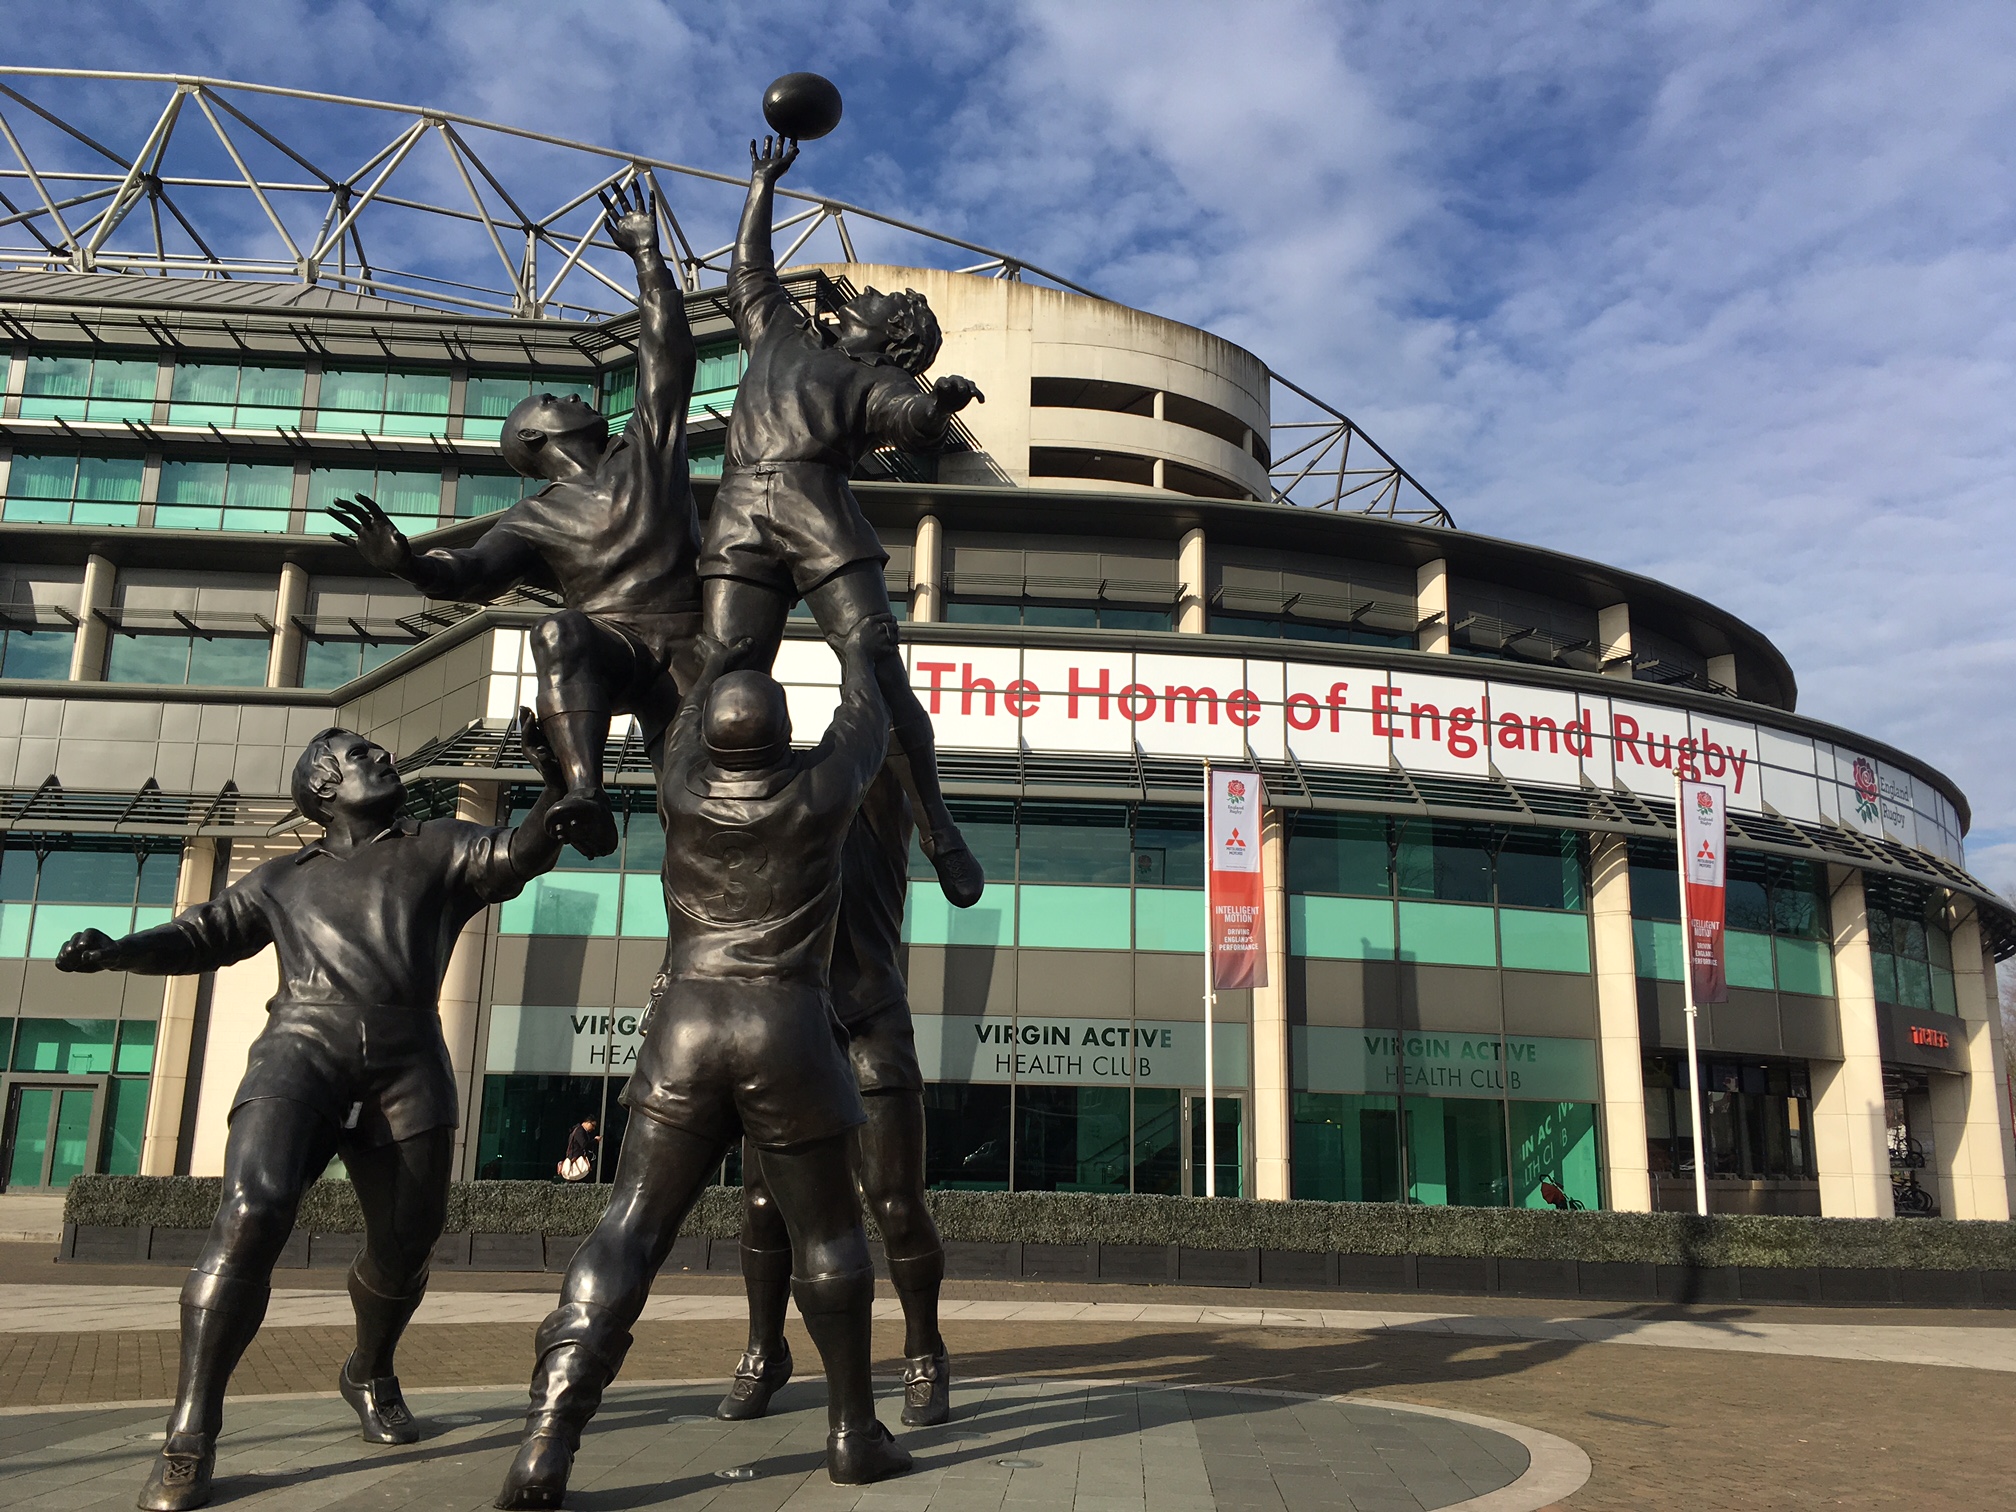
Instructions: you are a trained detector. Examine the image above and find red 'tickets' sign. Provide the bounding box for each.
[1911,1026,1951,1050]
[1207,768,1267,992]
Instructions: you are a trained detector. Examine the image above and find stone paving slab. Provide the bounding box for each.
[0,1376,1587,1512]
[7,1283,2016,1372]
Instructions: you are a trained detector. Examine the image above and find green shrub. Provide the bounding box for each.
[64,1177,2016,1271]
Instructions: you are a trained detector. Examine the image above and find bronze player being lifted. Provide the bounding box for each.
[717,759,950,1426]
[330,182,701,859]
[701,136,985,906]
[58,719,567,1511]
[497,624,913,1507]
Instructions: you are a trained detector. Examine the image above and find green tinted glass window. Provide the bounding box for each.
[1634,919,1683,981]
[13,1017,116,1073]
[1287,814,1390,897]
[1773,937,1834,997]
[1509,1100,1600,1210]
[1018,803,1132,884]
[1496,830,1583,911]
[459,473,530,517]
[0,628,73,679]
[1498,908,1590,973]
[1290,894,1396,960]
[37,851,137,904]
[1725,929,1776,990]
[115,1019,158,1074]
[1133,888,1203,952]
[1628,841,1681,922]
[903,882,1013,947]
[1398,901,1497,966]
[1291,1093,1402,1202]
[1018,884,1131,948]
[1132,807,1203,888]
[102,1077,149,1175]
[1396,822,1491,903]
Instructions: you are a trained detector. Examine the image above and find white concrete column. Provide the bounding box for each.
[1415,559,1449,654]
[1599,603,1633,680]
[1251,806,1291,1199]
[1589,835,1651,1211]
[441,780,501,1173]
[911,514,943,624]
[1706,654,1739,696]
[1810,866,1894,1218]
[267,561,309,688]
[70,552,116,681]
[1177,527,1207,634]
[138,838,216,1176]
[1928,908,2015,1219]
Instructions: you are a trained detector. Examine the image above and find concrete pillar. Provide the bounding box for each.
[911,514,943,624]
[1706,654,1738,696]
[139,838,216,1175]
[1599,604,1633,680]
[1415,559,1449,654]
[1810,866,1894,1218]
[441,780,501,1174]
[1589,835,1651,1211]
[1250,806,1291,1200]
[267,561,309,688]
[1177,527,1207,634]
[70,552,115,681]
[1928,908,2015,1219]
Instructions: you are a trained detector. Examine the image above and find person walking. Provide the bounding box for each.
[558,1119,599,1183]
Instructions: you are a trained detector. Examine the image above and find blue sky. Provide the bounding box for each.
[9,2,2015,898]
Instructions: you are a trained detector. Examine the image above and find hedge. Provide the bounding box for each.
[65,1176,2016,1272]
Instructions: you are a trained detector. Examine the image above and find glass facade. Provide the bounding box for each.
[315,368,451,437]
[1630,841,1834,995]
[106,630,269,687]
[463,373,597,442]
[1207,609,1413,649]
[1865,876,1958,1015]
[21,353,155,423]
[156,459,295,533]
[1643,1052,1815,1186]
[308,465,445,536]
[167,363,305,429]
[948,599,1175,632]
[3,451,145,526]
[0,622,73,679]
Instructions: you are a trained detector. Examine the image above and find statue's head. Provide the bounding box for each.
[833,286,942,375]
[291,728,405,826]
[702,670,793,772]
[501,392,609,480]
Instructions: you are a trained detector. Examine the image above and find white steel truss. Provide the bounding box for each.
[0,68,1452,527]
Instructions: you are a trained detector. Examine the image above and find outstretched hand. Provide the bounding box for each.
[56,928,120,974]
[600,180,659,257]
[749,135,799,184]
[327,494,413,574]
[932,374,985,413]
[519,707,565,790]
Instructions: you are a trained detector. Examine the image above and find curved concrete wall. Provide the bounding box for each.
[811,263,1272,499]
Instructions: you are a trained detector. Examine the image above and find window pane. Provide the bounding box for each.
[945,601,1020,626]
[1017,885,1131,948]
[476,1073,616,1181]
[1131,1086,1183,1194]
[170,361,238,407]
[1773,937,1835,997]
[1022,603,1098,629]
[1133,806,1203,888]
[300,639,361,689]
[24,354,90,398]
[155,459,228,529]
[904,883,1013,947]
[1019,803,1131,883]
[498,873,621,935]
[1290,1092,1402,1201]
[1396,822,1491,903]
[1100,606,1172,632]
[1397,901,1497,966]
[1496,830,1583,911]
[1,628,74,679]
[1013,1085,1130,1192]
[138,851,179,905]
[37,851,136,903]
[1405,1095,1508,1207]
[13,1016,117,1073]
[1509,1100,1600,1210]
[602,365,637,420]
[459,473,528,517]
[693,344,744,395]
[924,1082,1009,1189]
[100,1077,148,1175]
[91,358,156,401]
[373,470,443,530]
[318,368,385,423]
[187,637,270,687]
[1289,894,1396,959]
[1498,908,1590,973]
[1133,889,1203,952]
[1633,919,1684,980]
[360,640,407,674]
[467,374,530,421]
[381,371,451,435]
[106,633,191,684]
[1288,814,1390,896]
[222,463,293,532]
[234,365,305,426]
[1726,930,1776,990]
[9,452,78,501]
[115,1019,158,1074]
[73,457,145,526]
[1771,864,1827,939]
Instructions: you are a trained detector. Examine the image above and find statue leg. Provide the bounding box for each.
[716,1136,794,1420]
[338,1126,454,1444]
[143,1099,336,1512]
[760,1133,913,1485]
[496,1112,727,1510]
[699,575,791,672]
[528,609,650,859]
[856,1091,950,1425]
[804,565,984,907]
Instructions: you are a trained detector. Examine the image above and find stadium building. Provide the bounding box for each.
[0,74,2010,1221]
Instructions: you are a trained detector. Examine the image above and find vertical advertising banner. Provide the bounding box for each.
[1678,778,1729,1004]
[1207,767,1268,991]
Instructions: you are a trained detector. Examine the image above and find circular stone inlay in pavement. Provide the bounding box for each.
[0,1377,1590,1511]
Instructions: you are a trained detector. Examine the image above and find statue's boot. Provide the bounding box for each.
[538,711,618,858]
[919,827,984,910]
[495,1303,630,1510]
[716,1340,793,1421]
[792,1268,912,1485]
[137,1432,215,1512]
[141,1270,271,1511]
[341,1262,425,1444]
[889,1249,949,1426]
[717,1243,793,1420]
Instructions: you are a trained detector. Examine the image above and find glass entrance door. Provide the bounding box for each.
[2,1081,98,1190]
[1180,1091,1245,1198]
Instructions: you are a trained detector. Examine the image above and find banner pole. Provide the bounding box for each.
[1202,759,1216,1198]
[1677,774,1709,1217]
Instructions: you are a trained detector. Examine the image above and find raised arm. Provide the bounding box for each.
[865,371,985,454]
[601,182,695,453]
[56,877,272,978]
[505,707,568,881]
[328,493,541,604]
[727,137,800,345]
[664,635,756,768]
[807,619,893,805]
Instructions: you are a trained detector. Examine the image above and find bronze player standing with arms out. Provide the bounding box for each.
[698,135,986,907]
[330,183,702,858]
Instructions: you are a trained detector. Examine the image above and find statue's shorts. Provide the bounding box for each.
[698,463,889,596]
[835,993,925,1096]
[532,608,701,746]
[623,976,867,1150]
[229,999,458,1148]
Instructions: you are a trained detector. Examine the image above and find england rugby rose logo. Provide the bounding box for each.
[1852,756,1880,823]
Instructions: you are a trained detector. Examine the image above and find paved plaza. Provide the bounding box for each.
[1,1244,2013,1509]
